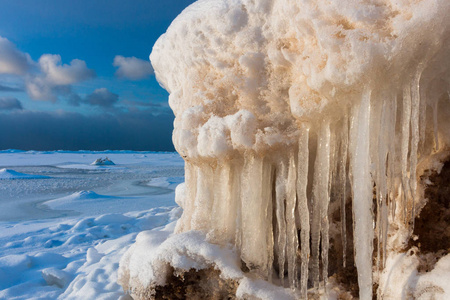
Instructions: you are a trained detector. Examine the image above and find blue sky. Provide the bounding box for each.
[0,0,196,150]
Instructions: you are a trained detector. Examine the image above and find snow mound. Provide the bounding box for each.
[44,191,123,211]
[49,191,117,203]
[91,157,115,165]
[144,176,184,190]
[43,191,123,214]
[0,168,50,180]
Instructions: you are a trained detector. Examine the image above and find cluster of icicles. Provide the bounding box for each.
[174,73,442,299]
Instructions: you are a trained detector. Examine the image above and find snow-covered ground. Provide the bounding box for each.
[0,150,184,299]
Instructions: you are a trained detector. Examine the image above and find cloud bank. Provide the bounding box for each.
[113,55,153,80]
[0,109,174,151]
[0,97,22,110]
[0,83,23,92]
[85,88,118,107]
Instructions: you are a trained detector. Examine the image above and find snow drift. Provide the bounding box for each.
[120,0,450,299]
[0,168,50,180]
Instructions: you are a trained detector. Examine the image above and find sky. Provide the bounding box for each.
[0,0,196,151]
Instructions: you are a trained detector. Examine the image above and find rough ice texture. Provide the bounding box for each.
[118,230,299,299]
[151,0,450,159]
[121,0,450,298]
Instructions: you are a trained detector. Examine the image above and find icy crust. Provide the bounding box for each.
[379,251,450,300]
[151,0,450,159]
[118,230,298,300]
[119,231,241,287]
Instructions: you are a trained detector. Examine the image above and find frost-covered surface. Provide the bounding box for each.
[0,150,184,299]
[119,230,303,300]
[118,0,450,299]
[376,249,450,300]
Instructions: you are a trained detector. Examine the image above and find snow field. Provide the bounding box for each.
[0,151,184,299]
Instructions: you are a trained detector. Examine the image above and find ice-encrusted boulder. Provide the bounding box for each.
[120,0,450,298]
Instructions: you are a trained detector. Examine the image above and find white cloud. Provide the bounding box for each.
[0,36,95,101]
[0,37,32,75]
[26,54,95,101]
[38,54,94,85]
[113,55,153,80]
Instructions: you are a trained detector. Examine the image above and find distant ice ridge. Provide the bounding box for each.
[0,168,50,180]
[120,0,450,299]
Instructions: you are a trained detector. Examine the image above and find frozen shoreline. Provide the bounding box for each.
[0,150,184,299]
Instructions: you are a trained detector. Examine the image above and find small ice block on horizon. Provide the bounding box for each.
[91,157,115,166]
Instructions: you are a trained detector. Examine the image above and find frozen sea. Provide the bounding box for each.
[0,150,184,299]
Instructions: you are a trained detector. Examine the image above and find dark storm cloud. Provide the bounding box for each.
[0,83,23,92]
[67,88,119,108]
[0,97,23,110]
[0,109,175,151]
[85,88,119,107]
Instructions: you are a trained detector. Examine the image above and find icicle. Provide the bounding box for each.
[286,150,298,289]
[432,97,439,151]
[338,117,349,268]
[234,160,243,255]
[381,97,394,269]
[240,155,269,274]
[419,82,427,153]
[376,98,389,271]
[210,162,232,243]
[191,164,214,231]
[263,161,274,281]
[311,120,331,290]
[351,88,373,300]
[175,162,197,233]
[370,94,382,273]
[328,126,337,197]
[320,121,331,292]
[387,95,398,221]
[275,157,288,285]
[311,153,321,288]
[401,84,412,224]
[409,71,422,226]
[297,123,310,299]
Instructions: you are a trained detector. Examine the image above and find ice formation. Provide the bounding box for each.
[123,0,450,298]
[91,157,115,165]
